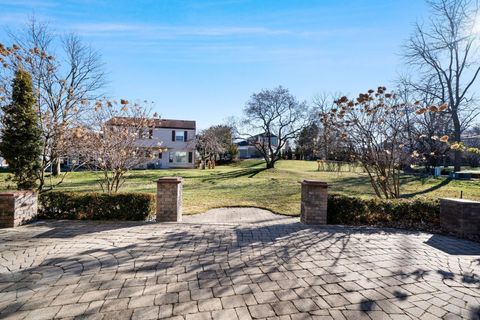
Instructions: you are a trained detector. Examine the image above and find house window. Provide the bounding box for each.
[148,129,153,139]
[158,152,162,159]
[169,153,173,163]
[174,151,188,163]
[138,129,144,139]
[188,152,193,163]
[175,131,185,142]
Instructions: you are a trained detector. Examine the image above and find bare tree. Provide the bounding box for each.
[240,86,310,169]
[74,100,160,193]
[41,33,106,177]
[312,93,347,160]
[2,18,106,190]
[196,125,233,169]
[396,80,452,169]
[404,0,480,171]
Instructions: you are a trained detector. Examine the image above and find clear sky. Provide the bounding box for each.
[0,0,428,129]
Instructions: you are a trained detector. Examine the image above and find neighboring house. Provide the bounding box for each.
[463,134,480,147]
[0,156,7,167]
[105,117,196,169]
[236,133,280,159]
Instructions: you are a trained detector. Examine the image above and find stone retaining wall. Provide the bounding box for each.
[0,191,38,228]
[440,198,480,239]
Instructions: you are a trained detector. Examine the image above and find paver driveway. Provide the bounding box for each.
[0,217,479,320]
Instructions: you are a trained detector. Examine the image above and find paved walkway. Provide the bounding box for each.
[0,215,479,319]
[183,207,297,225]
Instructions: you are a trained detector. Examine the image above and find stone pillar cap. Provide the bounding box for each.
[440,197,479,204]
[299,180,328,187]
[157,177,183,184]
[0,190,37,196]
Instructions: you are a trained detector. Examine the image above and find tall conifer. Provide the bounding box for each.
[0,69,42,189]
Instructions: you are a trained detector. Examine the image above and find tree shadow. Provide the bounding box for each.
[424,234,480,255]
[471,306,480,320]
[199,167,267,182]
[360,299,375,311]
[328,174,433,197]
[393,290,408,300]
[437,270,455,280]
[25,220,154,239]
[1,220,479,319]
[401,178,452,198]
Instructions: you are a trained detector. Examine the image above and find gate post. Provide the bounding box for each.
[440,198,480,239]
[300,180,328,225]
[0,191,38,228]
[156,177,182,222]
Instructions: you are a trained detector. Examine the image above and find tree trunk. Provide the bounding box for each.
[266,161,275,169]
[452,113,462,172]
[52,158,61,176]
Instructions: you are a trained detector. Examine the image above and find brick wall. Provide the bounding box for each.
[440,198,480,239]
[156,177,182,222]
[0,191,38,228]
[300,180,328,225]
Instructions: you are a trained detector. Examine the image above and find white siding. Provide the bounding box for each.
[136,127,196,169]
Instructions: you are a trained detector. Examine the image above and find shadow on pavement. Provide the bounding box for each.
[424,233,480,255]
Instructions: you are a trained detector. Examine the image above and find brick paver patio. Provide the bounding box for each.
[1,215,479,319]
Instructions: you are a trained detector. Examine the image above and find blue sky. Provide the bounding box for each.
[0,0,428,129]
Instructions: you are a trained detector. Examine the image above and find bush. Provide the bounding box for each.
[39,192,156,221]
[327,193,440,231]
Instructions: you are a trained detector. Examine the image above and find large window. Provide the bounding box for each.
[169,151,192,164]
[174,151,188,163]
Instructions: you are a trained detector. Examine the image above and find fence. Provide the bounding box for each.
[316,160,365,173]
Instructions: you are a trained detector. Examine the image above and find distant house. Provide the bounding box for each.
[236,133,280,159]
[463,134,480,147]
[0,156,7,167]
[105,117,196,169]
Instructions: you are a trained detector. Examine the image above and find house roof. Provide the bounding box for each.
[237,140,249,146]
[252,133,278,138]
[105,117,196,130]
[235,133,279,146]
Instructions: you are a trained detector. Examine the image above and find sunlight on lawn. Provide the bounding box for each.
[0,160,478,215]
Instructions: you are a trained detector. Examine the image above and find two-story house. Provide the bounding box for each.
[236,133,280,159]
[105,117,196,169]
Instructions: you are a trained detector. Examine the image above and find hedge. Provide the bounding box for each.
[327,193,440,231]
[39,192,156,221]
[38,191,440,230]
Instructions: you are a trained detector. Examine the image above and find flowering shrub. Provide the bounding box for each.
[321,87,408,198]
[321,87,480,199]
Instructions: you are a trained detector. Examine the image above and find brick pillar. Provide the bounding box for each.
[0,191,38,228]
[440,198,480,239]
[156,177,182,222]
[300,180,328,225]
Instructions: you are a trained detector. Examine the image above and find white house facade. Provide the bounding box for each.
[106,117,196,169]
[236,133,280,159]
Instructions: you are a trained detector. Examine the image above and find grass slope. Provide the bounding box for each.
[0,160,478,215]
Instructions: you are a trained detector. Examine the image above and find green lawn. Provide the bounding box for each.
[1,160,479,215]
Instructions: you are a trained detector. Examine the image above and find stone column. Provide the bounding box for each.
[156,177,182,222]
[0,191,38,228]
[440,198,480,239]
[300,180,328,225]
